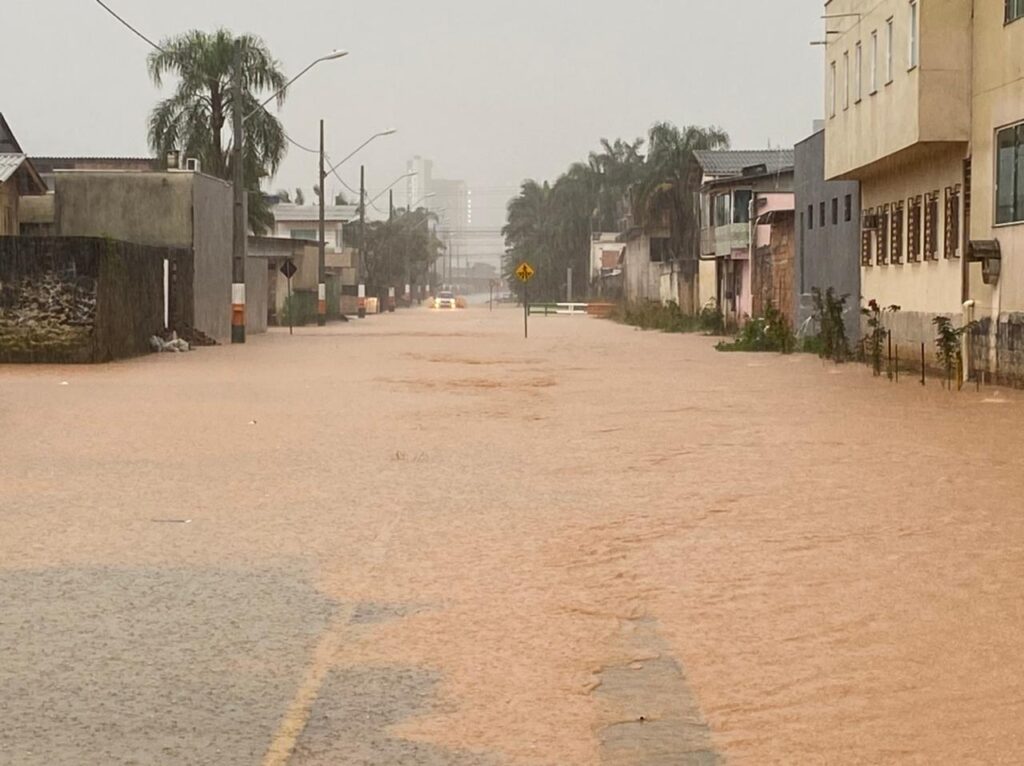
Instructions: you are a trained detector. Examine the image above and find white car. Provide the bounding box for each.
[435,291,457,310]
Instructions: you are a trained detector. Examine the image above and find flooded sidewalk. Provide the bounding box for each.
[2,307,1023,764]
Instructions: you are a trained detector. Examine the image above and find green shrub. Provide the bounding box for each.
[280,291,317,326]
[716,302,795,354]
[810,287,851,363]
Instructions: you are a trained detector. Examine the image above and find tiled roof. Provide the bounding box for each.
[694,149,795,177]
[0,154,27,184]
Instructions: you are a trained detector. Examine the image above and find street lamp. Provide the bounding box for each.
[317,127,397,326]
[230,44,347,343]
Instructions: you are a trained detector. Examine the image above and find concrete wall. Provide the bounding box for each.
[55,171,233,342]
[622,233,661,304]
[0,236,179,363]
[823,0,971,179]
[190,174,232,341]
[794,130,862,339]
[859,144,965,321]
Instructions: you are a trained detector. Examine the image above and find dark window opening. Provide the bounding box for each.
[1007,0,1024,24]
[924,191,939,260]
[890,200,904,264]
[844,194,853,222]
[733,189,753,224]
[907,195,922,262]
[820,201,826,227]
[831,197,839,225]
[944,185,961,259]
[650,237,669,263]
[808,205,814,230]
[996,124,1024,224]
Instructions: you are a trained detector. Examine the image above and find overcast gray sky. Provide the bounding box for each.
[5,1,824,226]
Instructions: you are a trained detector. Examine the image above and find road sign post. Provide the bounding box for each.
[515,262,535,339]
[280,259,298,336]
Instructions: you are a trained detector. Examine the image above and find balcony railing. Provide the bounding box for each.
[715,223,750,257]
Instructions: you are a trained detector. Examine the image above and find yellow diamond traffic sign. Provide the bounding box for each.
[515,262,535,282]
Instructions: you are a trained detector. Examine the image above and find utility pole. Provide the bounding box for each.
[317,119,327,326]
[231,40,246,344]
[358,164,367,318]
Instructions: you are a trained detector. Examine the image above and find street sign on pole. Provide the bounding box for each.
[515,262,534,339]
[280,259,297,335]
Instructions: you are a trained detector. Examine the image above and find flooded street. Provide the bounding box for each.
[2,306,1024,764]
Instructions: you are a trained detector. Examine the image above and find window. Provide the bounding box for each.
[944,185,961,258]
[886,18,894,84]
[1007,0,1024,24]
[861,208,875,266]
[870,31,879,93]
[820,201,826,227]
[877,204,890,265]
[909,1,919,69]
[832,197,839,225]
[650,238,669,263]
[290,229,318,241]
[907,195,922,262]
[830,61,837,117]
[843,51,850,110]
[996,123,1024,224]
[845,194,853,222]
[924,191,939,261]
[713,193,732,227]
[891,200,904,263]
[733,189,753,223]
[855,42,863,102]
[808,204,814,230]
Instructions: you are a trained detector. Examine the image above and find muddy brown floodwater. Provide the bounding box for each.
[2,306,1024,765]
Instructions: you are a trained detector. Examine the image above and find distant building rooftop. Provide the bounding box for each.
[694,149,795,178]
[272,203,358,223]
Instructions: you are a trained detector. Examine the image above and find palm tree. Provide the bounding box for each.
[588,137,645,231]
[631,123,729,260]
[147,30,288,235]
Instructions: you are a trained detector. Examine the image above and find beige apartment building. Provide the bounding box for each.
[824,0,1024,381]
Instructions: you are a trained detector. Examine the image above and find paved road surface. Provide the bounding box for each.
[2,307,1024,764]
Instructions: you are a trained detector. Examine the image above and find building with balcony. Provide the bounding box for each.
[824,0,1024,380]
[696,150,795,325]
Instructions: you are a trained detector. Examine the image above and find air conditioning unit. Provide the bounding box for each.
[968,239,1001,286]
[185,158,201,173]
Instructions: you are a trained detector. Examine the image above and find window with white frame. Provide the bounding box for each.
[909,1,919,69]
[886,18,894,83]
[843,51,850,109]
[830,61,837,117]
[996,122,1024,225]
[855,42,863,102]
[870,31,878,93]
[1007,0,1024,24]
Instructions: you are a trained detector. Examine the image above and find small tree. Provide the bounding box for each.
[933,315,976,389]
[861,299,900,376]
[810,287,850,362]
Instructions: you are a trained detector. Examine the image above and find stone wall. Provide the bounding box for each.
[0,237,190,363]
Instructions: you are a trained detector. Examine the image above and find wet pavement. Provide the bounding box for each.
[2,306,1024,764]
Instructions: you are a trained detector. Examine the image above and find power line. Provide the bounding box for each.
[93,0,164,52]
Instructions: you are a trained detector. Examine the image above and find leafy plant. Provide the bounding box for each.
[861,299,900,376]
[698,299,725,335]
[933,315,977,388]
[810,287,850,363]
[716,302,794,353]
